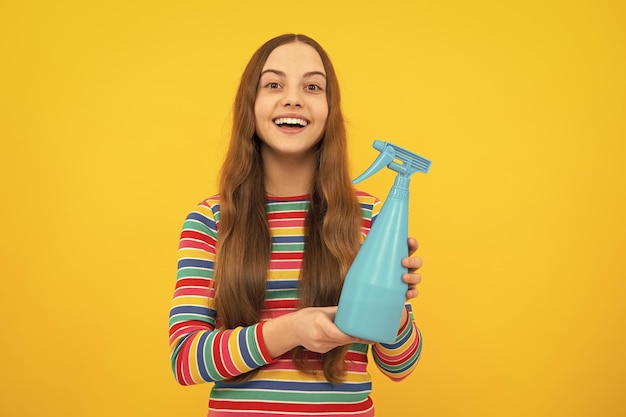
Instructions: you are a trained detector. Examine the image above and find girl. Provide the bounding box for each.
[169,33,423,417]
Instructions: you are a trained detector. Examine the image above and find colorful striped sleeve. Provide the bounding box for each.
[371,303,422,381]
[168,198,274,385]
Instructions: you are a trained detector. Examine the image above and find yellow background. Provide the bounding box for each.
[1,1,625,416]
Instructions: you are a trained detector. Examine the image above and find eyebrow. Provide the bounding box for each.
[260,69,327,78]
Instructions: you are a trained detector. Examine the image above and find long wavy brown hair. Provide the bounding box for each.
[214,34,362,384]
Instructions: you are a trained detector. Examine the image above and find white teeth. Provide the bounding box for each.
[274,117,308,127]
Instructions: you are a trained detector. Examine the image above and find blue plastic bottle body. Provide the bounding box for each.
[335,181,409,343]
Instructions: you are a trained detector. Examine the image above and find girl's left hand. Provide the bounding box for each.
[402,237,423,301]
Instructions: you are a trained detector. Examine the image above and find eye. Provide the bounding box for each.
[266,82,281,89]
[305,84,323,92]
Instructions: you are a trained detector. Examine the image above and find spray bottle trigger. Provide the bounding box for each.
[352,145,395,185]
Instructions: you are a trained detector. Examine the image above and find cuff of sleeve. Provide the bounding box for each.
[397,304,411,335]
[256,321,279,364]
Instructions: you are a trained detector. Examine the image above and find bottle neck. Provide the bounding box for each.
[389,175,411,200]
[393,175,411,190]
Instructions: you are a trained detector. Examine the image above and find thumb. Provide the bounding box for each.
[317,306,338,319]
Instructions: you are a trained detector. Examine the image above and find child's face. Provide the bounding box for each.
[254,42,329,160]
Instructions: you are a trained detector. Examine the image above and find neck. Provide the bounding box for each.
[262,149,317,197]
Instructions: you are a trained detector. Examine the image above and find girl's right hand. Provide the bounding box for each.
[263,306,370,358]
[292,307,369,353]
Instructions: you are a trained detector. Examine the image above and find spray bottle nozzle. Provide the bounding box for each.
[353,140,432,184]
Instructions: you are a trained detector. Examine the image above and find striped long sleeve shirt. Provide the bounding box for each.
[169,191,422,416]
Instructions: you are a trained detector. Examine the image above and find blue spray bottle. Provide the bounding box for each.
[335,140,432,343]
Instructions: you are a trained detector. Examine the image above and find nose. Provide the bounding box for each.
[282,86,303,107]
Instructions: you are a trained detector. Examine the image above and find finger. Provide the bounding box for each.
[403,272,422,285]
[402,256,423,272]
[404,271,421,301]
[407,237,419,256]
[324,322,356,344]
[406,287,419,300]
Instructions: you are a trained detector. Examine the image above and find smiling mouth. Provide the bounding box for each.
[273,117,309,128]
